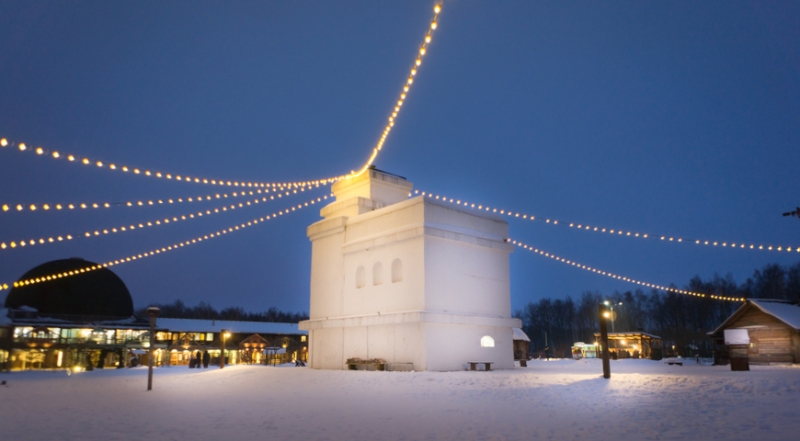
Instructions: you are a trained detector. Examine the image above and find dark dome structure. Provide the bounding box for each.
[4,258,134,317]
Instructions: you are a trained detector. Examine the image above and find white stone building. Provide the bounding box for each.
[299,169,520,371]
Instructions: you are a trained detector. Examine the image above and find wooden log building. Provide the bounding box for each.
[708,299,800,365]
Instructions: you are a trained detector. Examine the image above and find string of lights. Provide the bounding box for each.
[0,137,343,189]
[0,192,334,292]
[412,190,800,254]
[509,238,745,302]
[0,186,327,251]
[1,184,323,214]
[348,3,442,179]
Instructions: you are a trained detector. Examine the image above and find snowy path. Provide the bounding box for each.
[1,359,798,441]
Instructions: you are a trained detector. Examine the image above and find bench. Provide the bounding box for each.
[468,361,492,371]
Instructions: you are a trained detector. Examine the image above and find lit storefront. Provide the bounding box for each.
[0,258,307,372]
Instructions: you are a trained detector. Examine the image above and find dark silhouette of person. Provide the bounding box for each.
[202,351,210,368]
[194,350,202,369]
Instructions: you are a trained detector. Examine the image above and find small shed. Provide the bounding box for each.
[512,328,530,362]
[708,299,800,365]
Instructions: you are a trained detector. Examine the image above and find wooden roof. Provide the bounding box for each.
[709,299,800,335]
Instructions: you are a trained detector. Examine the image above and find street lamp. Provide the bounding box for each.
[219,330,231,369]
[598,303,611,379]
[604,301,623,333]
[146,307,160,391]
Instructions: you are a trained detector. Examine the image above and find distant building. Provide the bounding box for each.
[591,332,662,359]
[0,258,306,371]
[708,299,800,365]
[300,169,521,371]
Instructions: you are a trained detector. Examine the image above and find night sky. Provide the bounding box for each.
[1,1,798,314]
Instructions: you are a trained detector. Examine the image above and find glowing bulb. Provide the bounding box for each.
[0,138,6,147]
[18,143,26,151]
[431,22,437,30]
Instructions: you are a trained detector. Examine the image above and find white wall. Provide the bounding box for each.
[301,171,520,371]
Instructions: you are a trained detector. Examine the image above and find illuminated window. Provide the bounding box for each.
[206,333,214,341]
[480,336,495,348]
[356,266,365,289]
[373,262,383,286]
[391,258,403,283]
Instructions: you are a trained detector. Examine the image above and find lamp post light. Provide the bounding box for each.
[599,303,611,379]
[146,307,160,391]
[603,301,623,333]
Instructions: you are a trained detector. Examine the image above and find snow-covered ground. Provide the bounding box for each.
[1,359,798,441]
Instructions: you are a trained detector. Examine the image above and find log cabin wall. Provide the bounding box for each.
[727,308,799,363]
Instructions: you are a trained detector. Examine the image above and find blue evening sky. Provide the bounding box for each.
[1,1,798,313]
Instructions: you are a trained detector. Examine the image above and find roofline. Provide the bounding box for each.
[709,299,800,335]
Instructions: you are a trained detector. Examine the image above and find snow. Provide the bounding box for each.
[512,327,530,341]
[750,299,800,330]
[1,359,798,440]
[155,318,307,335]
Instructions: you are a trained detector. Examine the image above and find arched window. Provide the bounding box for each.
[355,266,365,289]
[372,262,383,286]
[391,258,403,283]
[480,336,495,348]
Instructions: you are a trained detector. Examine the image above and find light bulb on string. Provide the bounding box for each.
[347,3,442,179]
[412,189,799,255]
[510,238,745,303]
[0,185,328,252]
[1,192,335,292]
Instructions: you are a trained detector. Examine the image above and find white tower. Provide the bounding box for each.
[299,169,520,371]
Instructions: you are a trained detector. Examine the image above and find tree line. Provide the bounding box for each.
[515,261,800,358]
[135,300,309,323]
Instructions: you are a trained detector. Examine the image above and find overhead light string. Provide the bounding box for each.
[1,183,324,214]
[509,238,745,303]
[347,3,443,179]
[1,191,335,292]
[0,186,329,251]
[0,137,344,189]
[412,190,800,254]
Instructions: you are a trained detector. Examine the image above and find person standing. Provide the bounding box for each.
[202,350,210,368]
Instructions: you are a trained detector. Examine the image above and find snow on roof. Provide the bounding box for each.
[512,327,530,341]
[749,299,800,330]
[709,299,800,335]
[156,318,307,335]
[0,309,11,326]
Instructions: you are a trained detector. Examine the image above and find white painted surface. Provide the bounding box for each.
[724,329,751,345]
[300,169,520,371]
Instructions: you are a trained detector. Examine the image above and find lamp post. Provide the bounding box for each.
[599,303,611,379]
[219,330,230,369]
[146,307,160,391]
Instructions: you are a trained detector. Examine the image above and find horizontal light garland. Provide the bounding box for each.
[413,190,799,254]
[1,184,323,214]
[510,238,745,302]
[1,192,334,292]
[0,186,326,251]
[348,3,442,179]
[0,137,343,188]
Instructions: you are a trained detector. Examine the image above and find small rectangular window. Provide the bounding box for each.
[207,333,214,341]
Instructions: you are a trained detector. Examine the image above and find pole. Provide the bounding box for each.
[220,329,226,369]
[599,304,610,379]
[610,306,615,333]
[146,307,160,391]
